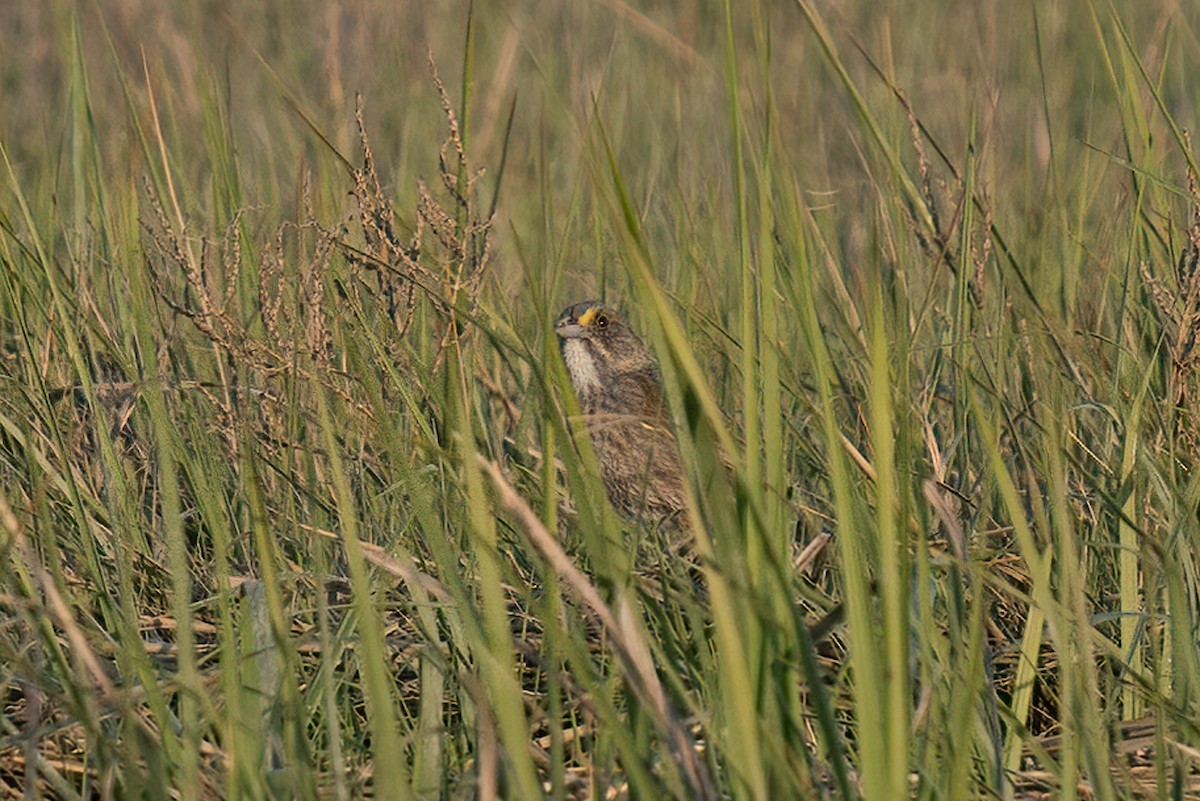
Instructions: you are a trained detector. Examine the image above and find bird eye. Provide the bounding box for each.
[594,312,609,329]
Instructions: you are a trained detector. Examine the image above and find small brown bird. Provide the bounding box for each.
[555,302,849,641]
[555,300,688,530]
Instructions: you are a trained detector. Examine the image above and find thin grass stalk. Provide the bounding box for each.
[752,9,803,792]
[945,557,992,799]
[1118,363,1153,721]
[971,392,1056,787]
[305,484,353,799]
[128,274,204,800]
[1166,475,1200,711]
[790,196,878,801]
[340,335,448,798]
[538,307,569,801]
[790,0,933,238]
[754,14,786,590]
[140,50,269,795]
[1103,6,1200,183]
[315,387,412,800]
[1091,1,1174,729]
[67,17,89,234]
[774,174,856,800]
[1048,415,1116,801]
[242,439,319,798]
[721,0,760,516]
[869,293,909,800]
[720,8,779,796]
[0,492,89,801]
[447,336,543,800]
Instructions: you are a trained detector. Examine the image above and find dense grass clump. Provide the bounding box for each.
[2,1,1200,798]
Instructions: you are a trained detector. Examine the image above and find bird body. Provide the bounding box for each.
[555,301,688,530]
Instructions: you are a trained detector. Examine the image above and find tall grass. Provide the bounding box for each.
[2,1,1200,798]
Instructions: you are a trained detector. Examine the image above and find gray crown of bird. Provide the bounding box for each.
[555,300,688,530]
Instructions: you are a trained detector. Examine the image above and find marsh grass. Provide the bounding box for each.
[3,1,1200,799]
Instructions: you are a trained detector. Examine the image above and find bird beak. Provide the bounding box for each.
[555,321,585,338]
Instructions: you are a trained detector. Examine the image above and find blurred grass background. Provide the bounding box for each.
[3,0,1200,798]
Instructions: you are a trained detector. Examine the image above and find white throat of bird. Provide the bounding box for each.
[562,339,603,396]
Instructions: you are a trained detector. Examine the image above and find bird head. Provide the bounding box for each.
[554,301,653,397]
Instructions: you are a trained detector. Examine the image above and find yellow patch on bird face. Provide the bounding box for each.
[577,306,602,327]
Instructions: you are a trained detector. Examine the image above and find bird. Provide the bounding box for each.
[554,300,850,643]
[554,300,688,531]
